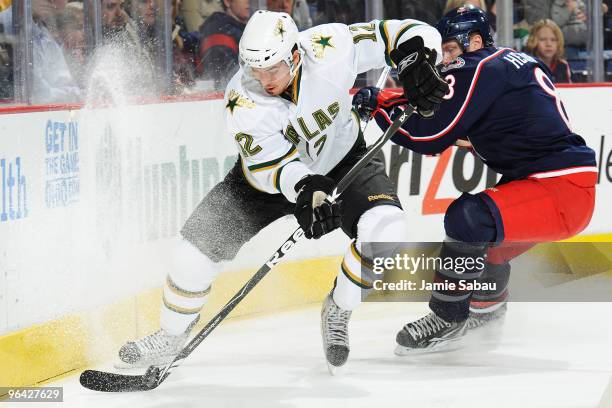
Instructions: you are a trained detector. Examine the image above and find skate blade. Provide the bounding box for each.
[326,362,345,376]
[467,314,507,331]
[394,338,465,356]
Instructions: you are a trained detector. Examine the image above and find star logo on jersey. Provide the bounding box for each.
[311,34,334,59]
[275,19,286,39]
[226,90,255,114]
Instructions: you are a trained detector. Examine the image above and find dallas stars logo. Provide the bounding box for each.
[311,33,334,59]
[226,90,255,114]
[275,19,286,39]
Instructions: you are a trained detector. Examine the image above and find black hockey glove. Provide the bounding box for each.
[294,175,342,239]
[352,86,380,122]
[390,36,449,117]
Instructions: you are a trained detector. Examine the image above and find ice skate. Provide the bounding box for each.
[321,292,352,375]
[395,312,467,355]
[467,301,507,330]
[116,315,199,368]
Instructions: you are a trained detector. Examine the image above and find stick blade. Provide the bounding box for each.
[80,366,160,392]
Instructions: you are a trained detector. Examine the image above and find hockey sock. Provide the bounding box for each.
[161,239,221,335]
[334,241,375,311]
[470,262,510,313]
[333,206,409,311]
[428,240,487,322]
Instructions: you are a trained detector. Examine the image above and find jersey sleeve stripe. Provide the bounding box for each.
[273,158,301,193]
[378,20,393,67]
[528,166,598,178]
[240,158,268,192]
[393,23,423,50]
[387,48,510,142]
[248,145,298,172]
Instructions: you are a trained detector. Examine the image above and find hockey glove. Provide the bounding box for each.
[352,86,380,122]
[294,175,342,239]
[352,86,409,120]
[390,36,449,118]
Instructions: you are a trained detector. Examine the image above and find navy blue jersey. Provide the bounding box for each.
[374,47,596,180]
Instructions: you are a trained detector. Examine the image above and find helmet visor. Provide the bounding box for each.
[240,58,293,96]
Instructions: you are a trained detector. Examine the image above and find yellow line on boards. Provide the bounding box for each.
[0,256,341,388]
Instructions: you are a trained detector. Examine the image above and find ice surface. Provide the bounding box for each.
[16,302,612,408]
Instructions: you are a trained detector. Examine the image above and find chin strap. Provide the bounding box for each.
[283,46,304,90]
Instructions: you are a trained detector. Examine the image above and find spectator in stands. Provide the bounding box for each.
[196,0,248,90]
[130,0,164,69]
[526,0,607,57]
[523,0,553,25]
[0,31,12,100]
[293,0,312,28]
[128,0,201,93]
[93,0,156,98]
[102,0,131,38]
[0,0,12,35]
[131,0,157,46]
[485,0,496,31]
[525,19,572,83]
[551,0,588,53]
[57,2,86,88]
[180,0,223,32]
[31,0,82,103]
[267,0,312,29]
[0,1,13,100]
[383,0,446,25]
[172,0,201,92]
[606,0,612,50]
[310,0,364,25]
[101,0,152,61]
[444,0,487,14]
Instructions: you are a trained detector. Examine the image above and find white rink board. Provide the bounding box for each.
[0,86,611,333]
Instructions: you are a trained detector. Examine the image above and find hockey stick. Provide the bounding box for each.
[80,75,412,394]
[360,66,391,133]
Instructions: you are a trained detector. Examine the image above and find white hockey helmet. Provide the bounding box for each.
[239,10,301,72]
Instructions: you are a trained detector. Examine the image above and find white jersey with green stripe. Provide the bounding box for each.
[223,19,442,203]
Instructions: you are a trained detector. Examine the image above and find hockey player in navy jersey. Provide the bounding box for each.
[353,5,597,353]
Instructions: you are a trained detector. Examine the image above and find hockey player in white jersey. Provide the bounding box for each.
[117,10,447,371]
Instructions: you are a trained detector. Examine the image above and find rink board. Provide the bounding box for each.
[1,85,612,387]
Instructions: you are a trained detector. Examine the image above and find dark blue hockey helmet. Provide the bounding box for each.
[436,4,495,50]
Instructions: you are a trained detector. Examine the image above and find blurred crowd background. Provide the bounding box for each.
[0,0,610,105]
